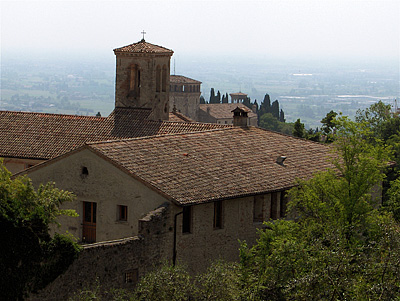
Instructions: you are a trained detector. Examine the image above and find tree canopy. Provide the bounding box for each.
[0,163,80,300]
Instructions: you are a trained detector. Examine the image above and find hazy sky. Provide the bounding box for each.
[1,0,399,61]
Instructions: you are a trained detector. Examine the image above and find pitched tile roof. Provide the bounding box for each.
[168,111,195,123]
[85,127,334,205]
[113,39,173,55]
[0,108,227,160]
[170,75,202,84]
[199,103,257,119]
[230,92,248,96]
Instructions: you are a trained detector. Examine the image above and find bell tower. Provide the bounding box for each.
[113,36,174,121]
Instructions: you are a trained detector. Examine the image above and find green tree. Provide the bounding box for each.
[242,97,252,110]
[134,264,192,301]
[321,110,338,135]
[200,95,206,104]
[259,113,280,132]
[239,116,400,299]
[221,94,228,103]
[271,100,280,119]
[0,162,80,300]
[355,100,392,140]
[293,118,305,138]
[209,88,216,104]
[279,109,285,123]
[257,94,271,124]
[216,90,221,103]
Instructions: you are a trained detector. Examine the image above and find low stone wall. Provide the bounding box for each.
[29,203,173,300]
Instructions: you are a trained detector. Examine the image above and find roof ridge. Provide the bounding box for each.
[0,110,107,120]
[87,126,237,146]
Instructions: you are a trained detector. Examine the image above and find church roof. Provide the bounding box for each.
[0,108,227,160]
[170,75,202,84]
[113,39,174,55]
[80,127,334,206]
[168,110,195,123]
[230,92,248,96]
[200,103,257,119]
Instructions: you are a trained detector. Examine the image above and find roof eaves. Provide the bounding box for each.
[86,145,181,206]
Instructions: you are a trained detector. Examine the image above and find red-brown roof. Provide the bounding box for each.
[200,103,257,119]
[84,127,334,205]
[168,111,195,123]
[113,39,173,55]
[170,75,201,84]
[0,108,227,160]
[230,92,248,96]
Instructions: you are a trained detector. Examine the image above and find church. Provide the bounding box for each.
[2,38,335,299]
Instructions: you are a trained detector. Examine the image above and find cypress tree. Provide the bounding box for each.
[279,109,285,122]
[271,100,280,119]
[209,88,216,103]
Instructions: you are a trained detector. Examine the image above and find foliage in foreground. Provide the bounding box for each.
[0,163,80,300]
[69,261,242,301]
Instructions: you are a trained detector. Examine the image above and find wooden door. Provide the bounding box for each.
[82,201,96,243]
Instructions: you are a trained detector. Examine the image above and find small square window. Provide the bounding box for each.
[118,205,128,221]
[125,269,138,284]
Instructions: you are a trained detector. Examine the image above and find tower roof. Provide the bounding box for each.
[113,39,174,55]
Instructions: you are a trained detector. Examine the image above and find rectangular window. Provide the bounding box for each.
[270,192,278,220]
[118,205,128,221]
[214,201,223,229]
[253,195,264,222]
[182,206,192,234]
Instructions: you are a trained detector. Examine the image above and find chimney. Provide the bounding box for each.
[232,107,248,126]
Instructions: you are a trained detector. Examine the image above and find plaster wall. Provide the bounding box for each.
[27,149,168,242]
[3,157,45,174]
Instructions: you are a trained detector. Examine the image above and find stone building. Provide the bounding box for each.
[0,39,224,174]
[198,103,258,126]
[23,126,334,276]
[230,92,248,103]
[2,38,335,298]
[114,38,173,121]
[169,75,201,120]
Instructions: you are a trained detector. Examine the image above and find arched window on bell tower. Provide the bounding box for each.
[129,64,141,97]
[162,65,167,92]
[156,65,161,92]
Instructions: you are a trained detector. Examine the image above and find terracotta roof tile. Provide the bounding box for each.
[200,103,257,119]
[0,108,227,160]
[113,39,173,55]
[87,127,334,205]
[168,111,195,123]
[170,75,201,84]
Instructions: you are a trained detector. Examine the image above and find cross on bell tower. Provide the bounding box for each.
[141,30,146,41]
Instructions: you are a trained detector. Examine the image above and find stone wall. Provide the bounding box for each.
[169,91,201,120]
[29,203,174,300]
[115,53,171,121]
